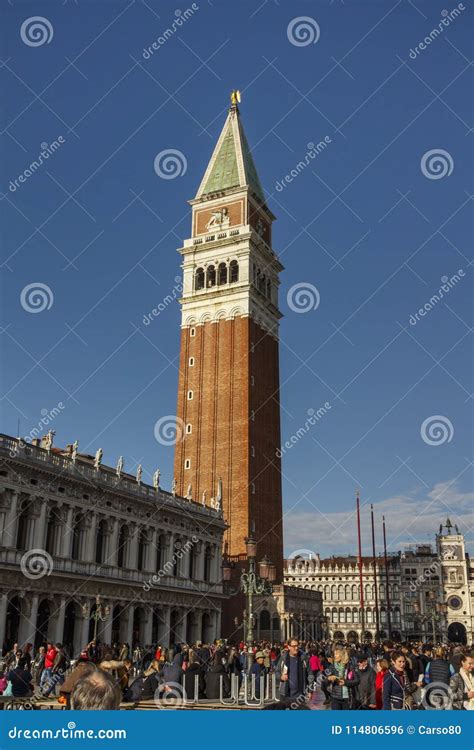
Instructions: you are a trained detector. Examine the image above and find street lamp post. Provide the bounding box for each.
[83,595,111,642]
[222,533,275,670]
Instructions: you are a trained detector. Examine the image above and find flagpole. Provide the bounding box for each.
[383,515,392,638]
[371,504,380,640]
[356,490,365,639]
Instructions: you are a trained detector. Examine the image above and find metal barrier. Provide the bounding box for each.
[181,674,200,705]
[242,672,278,706]
[220,673,239,705]
[177,671,279,707]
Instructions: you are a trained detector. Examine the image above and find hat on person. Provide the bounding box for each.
[255,651,265,660]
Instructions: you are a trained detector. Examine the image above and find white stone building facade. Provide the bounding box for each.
[0,434,227,656]
[284,523,473,644]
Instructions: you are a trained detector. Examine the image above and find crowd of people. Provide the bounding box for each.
[1,637,473,711]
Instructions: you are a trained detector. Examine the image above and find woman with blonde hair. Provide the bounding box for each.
[322,647,359,710]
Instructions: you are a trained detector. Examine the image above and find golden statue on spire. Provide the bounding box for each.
[230,89,241,106]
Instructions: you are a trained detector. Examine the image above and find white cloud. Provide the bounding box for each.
[283,481,474,558]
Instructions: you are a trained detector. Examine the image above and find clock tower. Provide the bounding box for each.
[173,94,284,584]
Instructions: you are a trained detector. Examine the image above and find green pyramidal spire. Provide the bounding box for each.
[195,97,266,205]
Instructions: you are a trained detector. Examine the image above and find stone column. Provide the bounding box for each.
[128,526,138,570]
[0,593,8,650]
[195,543,204,580]
[175,608,187,643]
[120,605,134,646]
[145,529,157,573]
[158,606,171,647]
[3,491,19,547]
[54,596,67,643]
[143,607,153,646]
[86,514,98,562]
[18,594,39,646]
[166,532,174,575]
[108,519,119,567]
[61,506,75,558]
[35,499,48,550]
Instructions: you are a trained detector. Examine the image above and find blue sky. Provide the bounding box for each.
[1,0,472,558]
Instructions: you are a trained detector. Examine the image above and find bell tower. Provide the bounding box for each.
[173,93,284,581]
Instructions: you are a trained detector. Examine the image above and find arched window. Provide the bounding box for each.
[195,268,204,290]
[156,533,165,571]
[95,520,107,565]
[352,584,358,600]
[337,584,344,601]
[188,543,198,579]
[71,514,84,561]
[258,274,265,294]
[137,530,147,572]
[117,525,129,569]
[206,265,216,288]
[229,260,239,283]
[346,607,352,623]
[218,262,227,285]
[345,584,351,600]
[352,608,359,623]
[339,608,345,623]
[173,541,181,576]
[331,584,337,600]
[45,508,58,556]
[16,501,30,551]
[324,585,330,600]
[204,545,212,582]
[266,279,271,299]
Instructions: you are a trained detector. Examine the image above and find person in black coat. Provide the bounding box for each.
[204,653,230,699]
[183,651,205,700]
[353,653,376,709]
[382,651,421,710]
[276,640,314,705]
[7,656,33,698]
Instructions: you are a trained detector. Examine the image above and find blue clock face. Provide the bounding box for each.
[448,595,462,610]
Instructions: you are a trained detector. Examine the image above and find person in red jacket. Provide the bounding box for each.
[40,641,57,695]
[375,658,389,709]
